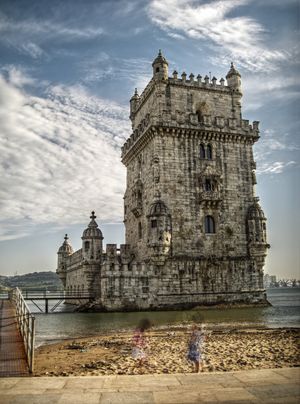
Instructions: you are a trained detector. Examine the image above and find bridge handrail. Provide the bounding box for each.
[9,287,35,373]
[20,289,94,299]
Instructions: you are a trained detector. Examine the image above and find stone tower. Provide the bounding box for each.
[56,51,270,310]
[121,50,269,305]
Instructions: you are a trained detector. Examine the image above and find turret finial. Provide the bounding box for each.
[154,189,161,200]
[158,49,162,56]
[64,234,68,241]
[90,211,96,220]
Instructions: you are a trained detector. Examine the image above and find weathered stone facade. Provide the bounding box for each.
[56,51,270,311]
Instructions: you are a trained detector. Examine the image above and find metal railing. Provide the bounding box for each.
[9,288,35,373]
[20,289,93,299]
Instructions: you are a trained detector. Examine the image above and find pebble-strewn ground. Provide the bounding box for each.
[34,327,300,376]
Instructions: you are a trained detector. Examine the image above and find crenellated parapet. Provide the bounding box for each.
[169,70,230,92]
[103,243,132,266]
[122,52,258,164]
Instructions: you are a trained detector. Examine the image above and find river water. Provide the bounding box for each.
[34,288,300,347]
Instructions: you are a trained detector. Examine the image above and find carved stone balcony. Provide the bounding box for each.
[199,190,222,206]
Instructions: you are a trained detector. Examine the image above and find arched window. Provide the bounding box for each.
[156,67,160,73]
[205,215,215,234]
[84,241,90,251]
[138,222,142,239]
[207,144,212,160]
[200,144,205,159]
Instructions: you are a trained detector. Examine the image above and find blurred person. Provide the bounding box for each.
[132,318,151,367]
[187,323,206,373]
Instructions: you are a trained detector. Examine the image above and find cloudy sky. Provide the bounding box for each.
[0,0,299,279]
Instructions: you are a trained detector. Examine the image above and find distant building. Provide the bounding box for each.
[56,51,270,311]
[264,274,277,288]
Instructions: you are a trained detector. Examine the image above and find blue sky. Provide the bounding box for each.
[0,0,299,279]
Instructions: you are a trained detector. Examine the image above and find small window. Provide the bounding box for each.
[138,222,142,239]
[197,110,203,123]
[205,215,215,234]
[151,219,157,228]
[205,179,212,191]
[84,241,90,251]
[200,144,205,159]
[207,144,212,160]
[156,67,160,73]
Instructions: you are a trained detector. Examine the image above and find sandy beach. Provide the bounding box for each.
[34,326,300,377]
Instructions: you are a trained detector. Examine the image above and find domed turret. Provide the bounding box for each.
[82,211,103,261]
[248,203,266,221]
[57,234,73,287]
[148,199,169,216]
[130,88,140,123]
[226,62,242,91]
[247,199,268,245]
[152,49,168,81]
[58,234,73,255]
[147,196,172,265]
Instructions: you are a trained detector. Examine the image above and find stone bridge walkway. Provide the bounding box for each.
[0,367,299,403]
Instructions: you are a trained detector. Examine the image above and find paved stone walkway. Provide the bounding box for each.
[0,367,299,403]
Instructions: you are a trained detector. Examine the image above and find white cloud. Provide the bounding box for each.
[0,72,130,241]
[254,129,299,175]
[2,66,36,87]
[243,74,300,111]
[81,55,152,91]
[0,12,104,40]
[256,161,296,175]
[147,0,287,71]
[0,11,104,58]
[19,42,44,59]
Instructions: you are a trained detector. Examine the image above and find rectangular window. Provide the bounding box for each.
[151,220,157,228]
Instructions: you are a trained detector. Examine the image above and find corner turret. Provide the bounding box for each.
[57,234,73,287]
[81,211,103,261]
[226,62,242,92]
[130,88,140,125]
[152,49,168,81]
[247,198,270,259]
[147,193,172,265]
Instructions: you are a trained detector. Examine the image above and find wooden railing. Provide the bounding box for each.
[10,288,35,373]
